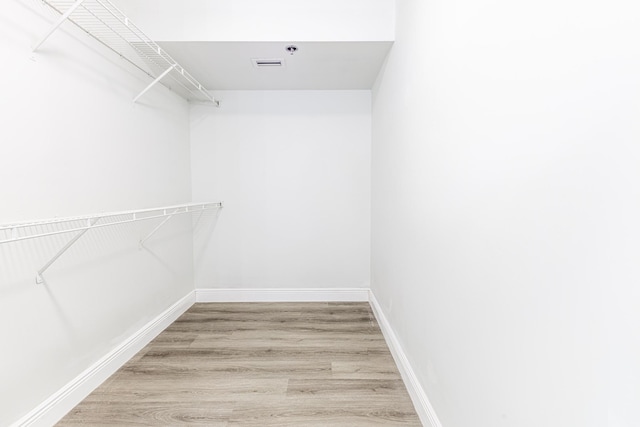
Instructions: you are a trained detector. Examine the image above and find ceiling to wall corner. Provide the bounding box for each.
[111,0,395,90]
[157,41,393,90]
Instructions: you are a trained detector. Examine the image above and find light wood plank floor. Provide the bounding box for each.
[58,302,421,426]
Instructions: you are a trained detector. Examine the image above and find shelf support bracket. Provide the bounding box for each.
[139,208,181,248]
[133,64,176,103]
[36,216,100,284]
[32,0,87,52]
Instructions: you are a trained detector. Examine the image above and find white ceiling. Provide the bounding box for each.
[158,41,393,90]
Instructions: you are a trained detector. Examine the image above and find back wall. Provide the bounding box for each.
[190,90,371,291]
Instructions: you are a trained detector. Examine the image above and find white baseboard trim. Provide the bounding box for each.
[196,287,370,302]
[14,289,438,427]
[13,291,196,427]
[368,291,442,427]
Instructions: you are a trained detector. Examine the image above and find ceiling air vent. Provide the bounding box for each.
[252,58,284,68]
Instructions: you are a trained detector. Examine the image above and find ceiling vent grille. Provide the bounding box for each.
[252,58,284,68]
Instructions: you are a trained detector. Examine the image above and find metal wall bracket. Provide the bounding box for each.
[34,0,217,104]
[139,207,179,248]
[32,0,86,52]
[0,202,223,285]
[133,64,176,103]
[36,217,99,284]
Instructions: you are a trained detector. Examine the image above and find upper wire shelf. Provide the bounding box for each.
[34,0,218,105]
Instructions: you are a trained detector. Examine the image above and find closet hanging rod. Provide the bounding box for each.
[0,202,223,244]
[34,0,219,105]
[0,202,222,284]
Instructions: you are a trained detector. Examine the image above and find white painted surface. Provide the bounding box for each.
[158,41,393,90]
[371,1,640,427]
[369,292,441,427]
[11,292,195,427]
[113,0,395,42]
[0,2,194,425]
[196,288,369,303]
[111,0,395,91]
[191,90,371,291]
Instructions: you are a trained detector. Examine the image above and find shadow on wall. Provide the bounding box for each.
[0,211,204,365]
[0,211,205,294]
[193,206,222,277]
[0,218,177,370]
[9,0,186,111]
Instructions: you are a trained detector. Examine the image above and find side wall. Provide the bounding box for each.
[191,90,371,291]
[371,1,640,426]
[0,2,194,425]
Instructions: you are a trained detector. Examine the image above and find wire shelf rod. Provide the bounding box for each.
[74,4,168,73]
[0,202,223,235]
[35,0,217,104]
[139,207,180,247]
[32,0,86,51]
[133,64,176,103]
[72,2,216,104]
[35,217,100,283]
[0,202,223,284]
[85,0,173,74]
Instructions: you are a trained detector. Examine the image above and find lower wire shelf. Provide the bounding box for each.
[0,202,223,283]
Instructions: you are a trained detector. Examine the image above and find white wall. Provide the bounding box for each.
[372,1,640,427]
[114,0,394,42]
[191,91,371,291]
[0,1,194,425]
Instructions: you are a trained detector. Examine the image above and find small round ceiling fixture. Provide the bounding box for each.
[285,45,298,55]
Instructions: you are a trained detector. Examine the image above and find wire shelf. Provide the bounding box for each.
[0,202,223,283]
[36,0,217,104]
[0,202,223,244]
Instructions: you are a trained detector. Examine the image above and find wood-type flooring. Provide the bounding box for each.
[57,302,421,426]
